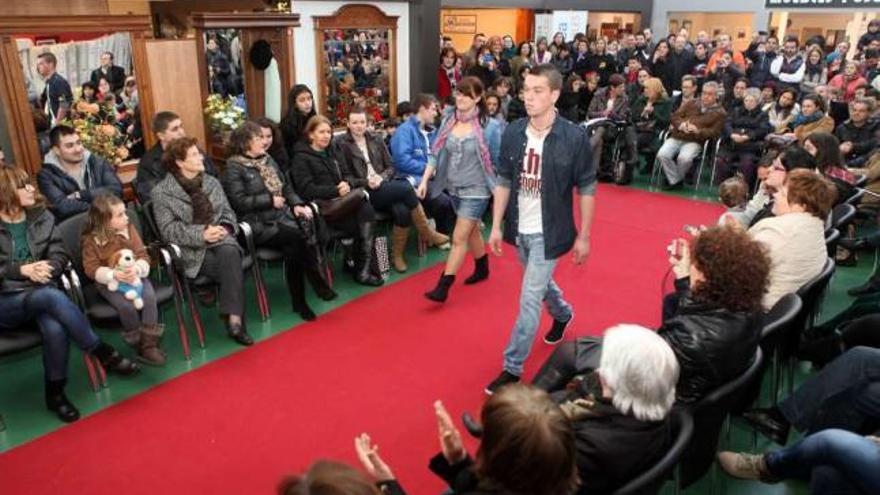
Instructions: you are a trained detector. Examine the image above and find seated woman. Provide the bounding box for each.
[780,95,836,145]
[290,115,383,287]
[534,225,770,405]
[631,77,672,172]
[765,87,800,140]
[749,169,836,310]
[222,121,336,322]
[718,87,772,188]
[804,132,857,204]
[536,324,680,494]
[355,385,579,495]
[334,106,449,273]
[255,117,291,174]
[719,428,880,494]
[0,166,138,423]
[151,137,253,346]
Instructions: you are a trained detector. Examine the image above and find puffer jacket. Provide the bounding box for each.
[38,150,122,220]
[289,141,346,201]
[0,207,69,292]
[658,290,762,404]
[221,153,306,244]
[723,106,771,153]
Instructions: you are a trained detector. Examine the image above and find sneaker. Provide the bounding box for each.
[717,452,777,483]
[484,370,520,395]
[543,314,573,345]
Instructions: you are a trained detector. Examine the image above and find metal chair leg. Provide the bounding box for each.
[83,354,100,392]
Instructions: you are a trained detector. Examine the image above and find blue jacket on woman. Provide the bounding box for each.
[496,116,596,260]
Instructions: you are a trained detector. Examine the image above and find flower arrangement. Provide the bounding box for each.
[60,98,131,166]
[204,94,246,135]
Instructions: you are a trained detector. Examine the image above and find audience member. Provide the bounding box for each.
[801,46,829,96]
[437,47,461,101]
[835,99,879,167]
[38,125,122,220]
[804,132,857,202]
[89,51,126,93]
[588,74,637,181]
[829,60,869,103]
[771,36,806,92]
[280,85,317,157]
[718,87,771,187]
[36,52,73,126]
[632,77,672,171]
[718,176,749,225]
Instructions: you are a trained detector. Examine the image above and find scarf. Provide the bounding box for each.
[792,110,825,129]
[173,172,214,225]
[235,153,283,195]
[432,109,492,176]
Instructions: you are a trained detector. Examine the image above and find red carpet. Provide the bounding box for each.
[0,186,721,494]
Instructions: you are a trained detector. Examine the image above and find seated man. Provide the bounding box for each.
[389,93,456,235]
[37,124,122,220]
[656,81,726,189]
[135,111,218,204]
[744,347,880,445]
[835,98,879,168]
[587,73,638,182]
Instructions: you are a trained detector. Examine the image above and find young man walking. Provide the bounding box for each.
[486,64,596,394]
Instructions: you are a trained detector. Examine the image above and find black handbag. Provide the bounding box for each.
[314,187,368,223]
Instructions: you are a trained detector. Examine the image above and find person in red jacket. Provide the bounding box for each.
[438,47,461,101]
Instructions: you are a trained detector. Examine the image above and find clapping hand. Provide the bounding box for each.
[354,433,395,482]
[667,238,691,279]
[435,400,467,464]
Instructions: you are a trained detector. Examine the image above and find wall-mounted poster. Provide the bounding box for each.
[535,11,588,42]
[443,15,477,34]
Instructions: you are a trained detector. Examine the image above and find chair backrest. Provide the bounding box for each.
[831,203,856,230]
[796,257,835,331]
[855,175,868,188]
[761,293,804,342]
[825,228,840,256]
[845,188,866,206]
[678,347,764,488]
[611,408,695,495]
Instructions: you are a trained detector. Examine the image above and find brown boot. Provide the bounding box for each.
[411,204,450,248]
[137,324,166,367]
[391,225,409,273]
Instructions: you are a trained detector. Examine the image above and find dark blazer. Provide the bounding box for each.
[289,141,344,201]
[89,65,126,93]
[221,154,306,244]
[0,207,69,292]
[332,131,395,189]
[135,143,218,204]
[38,153,123,220]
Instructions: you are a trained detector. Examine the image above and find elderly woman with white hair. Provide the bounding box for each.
[718,86,772,189]
[547,324,680,495]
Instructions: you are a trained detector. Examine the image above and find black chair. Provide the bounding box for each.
[831,203,856,231]
[677,347,764,489]
[611,408,694,495]
[142,201,271,346]
[825,228,841,257]
[855,174,869,188]
[56,210,193,358]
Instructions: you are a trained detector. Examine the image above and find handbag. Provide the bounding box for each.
[370,235,390,280]
[314,187,368,223]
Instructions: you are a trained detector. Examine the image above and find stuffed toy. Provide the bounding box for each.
[96,248,148,310]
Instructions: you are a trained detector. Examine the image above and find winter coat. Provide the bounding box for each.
[151,173,239,279]
[0,207,69,292]
[835,119,880,162]
[81,223,150,285]
[668,100,726,143]
[289,142,347,201]
[135,143,218,204]
[793,114,835,144]
[333,131,396,188]
[221,154,306,244]
[38,150,122,220]
[723,106,772,153]
[587,87,631,122]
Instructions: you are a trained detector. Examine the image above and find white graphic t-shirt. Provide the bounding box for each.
[518,127,545,234]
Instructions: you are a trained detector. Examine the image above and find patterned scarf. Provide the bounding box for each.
[173,172,214,225]
[235,153,283,196]
[431,109,492,175]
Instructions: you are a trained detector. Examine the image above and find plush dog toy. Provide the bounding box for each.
[95,248,149,310]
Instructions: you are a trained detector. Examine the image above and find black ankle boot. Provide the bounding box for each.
[287,264,317,321]
[425,274,455,302]
[45,379,80,423]
[464,255,489,285]
[92,342,140,376]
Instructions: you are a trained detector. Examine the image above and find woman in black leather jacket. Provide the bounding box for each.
[222,121,336,321]
[534,225,770,405]
[0,166,138,423]
[290,115,383,287]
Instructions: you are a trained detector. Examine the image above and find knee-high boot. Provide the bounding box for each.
[355,222,384,286]
[301,243,338,301]
[287,261,316,321]
[391,225,410,272]
[411,204,450,248]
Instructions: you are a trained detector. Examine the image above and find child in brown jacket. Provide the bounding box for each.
[81,194,165,365]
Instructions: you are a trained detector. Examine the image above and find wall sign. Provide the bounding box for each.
[443,15,477,34]
[765,0,880,8]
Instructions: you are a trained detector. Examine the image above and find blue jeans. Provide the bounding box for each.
[780,347,880,435]
[502,234,573,376]
[766,429,880,495]
[0,286,100,381]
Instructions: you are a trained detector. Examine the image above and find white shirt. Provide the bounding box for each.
[518,127,545,234]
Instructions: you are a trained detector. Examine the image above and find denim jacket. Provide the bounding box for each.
[497,116,596,260]
[431,113,502,193]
